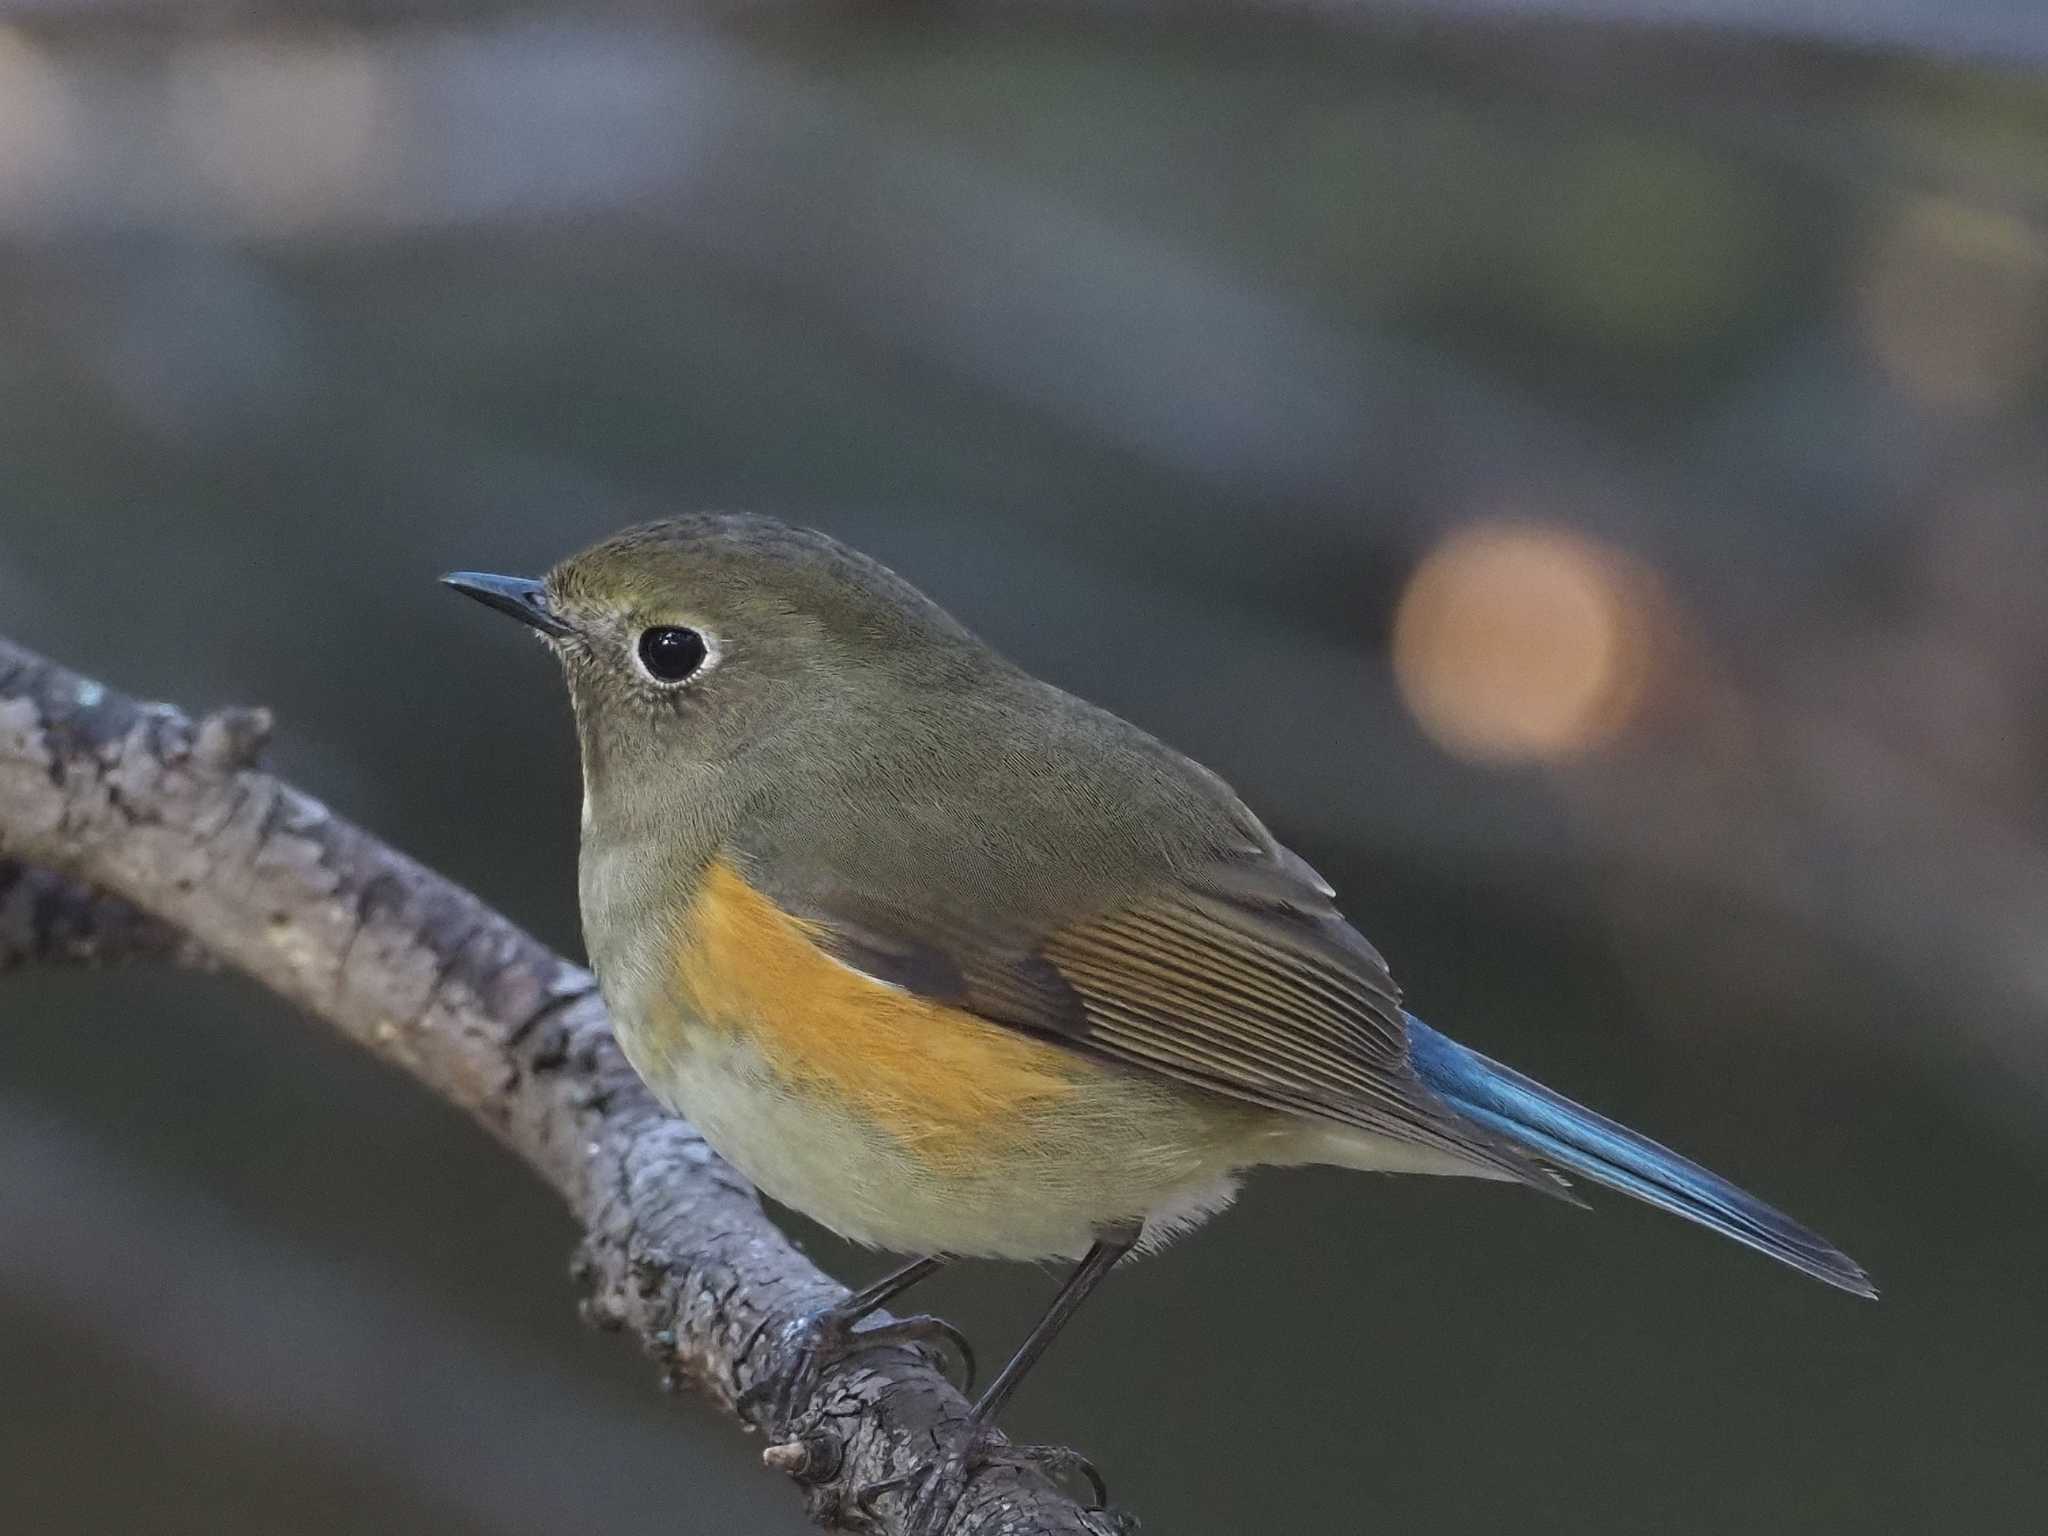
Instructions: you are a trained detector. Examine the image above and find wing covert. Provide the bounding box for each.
[755,842,1552,1187]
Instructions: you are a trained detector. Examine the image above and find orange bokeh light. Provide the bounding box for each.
[1392,520,1658,764]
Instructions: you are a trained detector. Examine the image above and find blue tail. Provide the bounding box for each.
[1406,1015,1875,1298]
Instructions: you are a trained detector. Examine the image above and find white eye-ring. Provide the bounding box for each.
[633,625,717,685]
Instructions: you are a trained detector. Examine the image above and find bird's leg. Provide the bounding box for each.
[739,1255,972,1430]
[862,1229,1137,1535]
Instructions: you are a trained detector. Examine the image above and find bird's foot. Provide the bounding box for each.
[859,1432,1127,1535]
[739,1308,975,1431]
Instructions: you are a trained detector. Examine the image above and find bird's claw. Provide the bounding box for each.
[984,1442,1111,1510]
[740,1310,976,1432]
[855,1432,1121,1534]
[887,1313,978,1395]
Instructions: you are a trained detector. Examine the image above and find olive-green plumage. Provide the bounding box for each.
[448,511,1871,1291]
[522,513,1550,1256]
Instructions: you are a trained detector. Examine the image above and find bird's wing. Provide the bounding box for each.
[746,839,1559,1190]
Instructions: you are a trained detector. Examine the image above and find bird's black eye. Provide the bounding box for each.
[636,626,708,683]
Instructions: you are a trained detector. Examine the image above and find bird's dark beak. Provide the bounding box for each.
[441,572,576,638]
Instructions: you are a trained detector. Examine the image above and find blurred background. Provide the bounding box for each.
[3,4,2046,1533]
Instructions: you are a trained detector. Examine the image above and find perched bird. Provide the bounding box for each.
[446,514,1872,1528]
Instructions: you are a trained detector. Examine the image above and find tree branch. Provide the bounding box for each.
[0,633,1122,1536]
[0,860,212,973]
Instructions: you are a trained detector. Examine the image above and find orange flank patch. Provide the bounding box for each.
[671,858,1085,1170]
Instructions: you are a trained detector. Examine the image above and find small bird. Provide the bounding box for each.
[446,514,1872,1528]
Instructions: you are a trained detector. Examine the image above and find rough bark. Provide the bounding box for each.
[0,859,209,973]
[0,633,1123,1536]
